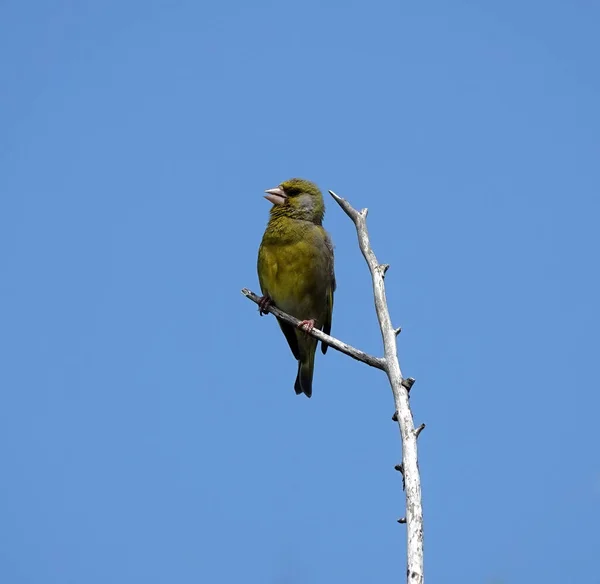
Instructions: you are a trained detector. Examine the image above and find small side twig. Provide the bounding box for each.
[395,463,406,491]
[402,377,416,393]
[415,424,426,438]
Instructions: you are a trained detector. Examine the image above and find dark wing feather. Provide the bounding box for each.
[277,318,300,360]
[321,233,336,354]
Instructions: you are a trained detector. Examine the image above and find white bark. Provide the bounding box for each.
[329,190,424,584]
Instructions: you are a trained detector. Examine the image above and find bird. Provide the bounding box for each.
[257,178,336,398]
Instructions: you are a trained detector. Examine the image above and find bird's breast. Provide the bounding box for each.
[259,237,330,320]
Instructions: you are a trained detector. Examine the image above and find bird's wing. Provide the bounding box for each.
[321,232,336,354]
[277,318,300,360]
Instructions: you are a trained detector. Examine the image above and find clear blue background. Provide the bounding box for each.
[1,1,598,582]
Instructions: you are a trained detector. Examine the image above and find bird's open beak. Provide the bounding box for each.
[264,186,287,206]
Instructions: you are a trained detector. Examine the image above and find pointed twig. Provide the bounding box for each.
[402,378,416,392]
[395,463,406,491]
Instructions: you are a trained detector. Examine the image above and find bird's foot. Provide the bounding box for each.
[298,319,315,334]
[258,295,273,316]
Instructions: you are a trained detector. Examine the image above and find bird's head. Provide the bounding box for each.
[264,178,325,224]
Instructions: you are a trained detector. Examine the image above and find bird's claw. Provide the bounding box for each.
[298,319,315,334]
[258,295,273,316]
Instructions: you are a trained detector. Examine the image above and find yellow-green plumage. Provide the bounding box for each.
[257,178,335,398]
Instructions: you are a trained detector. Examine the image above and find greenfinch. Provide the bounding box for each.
[257,178,336,398]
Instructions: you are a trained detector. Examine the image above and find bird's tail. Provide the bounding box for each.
[294,351,315,398]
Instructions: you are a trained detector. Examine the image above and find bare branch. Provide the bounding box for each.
[243,190,425,583]
[241,288,386,370]
[329,190,424,584]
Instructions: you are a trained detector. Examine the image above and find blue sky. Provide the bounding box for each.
[1,1,599,582]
